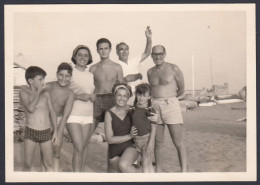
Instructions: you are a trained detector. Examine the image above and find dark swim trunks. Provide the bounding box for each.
[94,93,115,122]
[24,126,52,143]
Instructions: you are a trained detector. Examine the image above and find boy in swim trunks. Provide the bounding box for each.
[19,66,57,171]
[46,62,75,171]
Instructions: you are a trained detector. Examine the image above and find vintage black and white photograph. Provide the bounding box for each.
[5,4,256,182]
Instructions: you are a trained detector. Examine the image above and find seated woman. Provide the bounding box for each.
[104,82,158,173]
[104,83,138,173]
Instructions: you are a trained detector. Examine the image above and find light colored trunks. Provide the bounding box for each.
[67,115,93,125]
[152,96,183,125]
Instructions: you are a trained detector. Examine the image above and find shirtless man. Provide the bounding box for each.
[46,62,75,171]
[147,45,187,172]
[89,38,124,129]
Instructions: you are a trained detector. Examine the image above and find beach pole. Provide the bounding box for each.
[210,53,213,88]
[192,54,195,97]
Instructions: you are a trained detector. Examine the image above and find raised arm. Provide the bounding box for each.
[104,111,133,144]
[140,26,152,63]
[172,65,185,97]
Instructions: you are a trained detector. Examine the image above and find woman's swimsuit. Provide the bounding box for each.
[107,110,134,159]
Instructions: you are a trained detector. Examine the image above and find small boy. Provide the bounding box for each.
[46,62,75,171]
[19,66,57,171]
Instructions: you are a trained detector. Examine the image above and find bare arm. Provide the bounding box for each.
[140,26,152,63]
[147,69,152,85]
[173,65,185,97]
[46,92,57,133]
[57,92,75,134]
[19,86,44,113]
[117,65,124,83]
[104,111,133,144]
[69,79,91,101]
[123,73,142,83]
[89,65,96,74]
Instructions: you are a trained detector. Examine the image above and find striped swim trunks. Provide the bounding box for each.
[152,96,183,125]
[24,126,52,143]
[94,93,114,122]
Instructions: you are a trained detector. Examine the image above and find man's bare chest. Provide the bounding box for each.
[150,69,175,85]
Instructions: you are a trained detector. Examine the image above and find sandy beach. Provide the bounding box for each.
[13,102,246,173]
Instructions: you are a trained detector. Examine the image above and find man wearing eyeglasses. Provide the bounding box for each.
[115,26,152,105]
[147,45,187,172]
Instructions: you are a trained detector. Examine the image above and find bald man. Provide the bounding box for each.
[147,45,187,172]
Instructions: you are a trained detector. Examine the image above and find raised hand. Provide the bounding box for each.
[145,26,152,38]
[38,83,46,94]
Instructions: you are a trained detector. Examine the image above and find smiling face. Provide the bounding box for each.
[136,91,150,107]
[75,48,90,68]
[115,88,130,107]
[116,43,129,62]
[56,70,72,87]
[97,43,111,59]
[151,45,166,66]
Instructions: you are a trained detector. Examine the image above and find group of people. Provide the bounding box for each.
[18,26,187,173]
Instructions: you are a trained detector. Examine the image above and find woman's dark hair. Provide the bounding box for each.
[57,62,73,75]
[134,83,152,107]
[112,82,132,97]
[71,45,93,66]
[25,66,46,84]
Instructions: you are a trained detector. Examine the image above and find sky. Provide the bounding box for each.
[12,5,247,93]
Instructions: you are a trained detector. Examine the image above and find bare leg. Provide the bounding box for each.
[53,139,62,172]
[89,118,99,138]
[23,139,37,171]
[154,124,165,172]
[108,156,121,173]
[119,147,139,173]
[66,123,84,172]
[40,151,45,172]
[167,124,187,172]
[40,140,54,172]
[81,124,92,172]
[142,149,154,173]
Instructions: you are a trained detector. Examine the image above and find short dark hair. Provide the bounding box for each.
[71,45,93,66]
[57,62,73,75]
[96,38,112,49]
[116,42,129,52]
[134,83,152,107]
[112,82,132,97]
[25,66,46,84]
